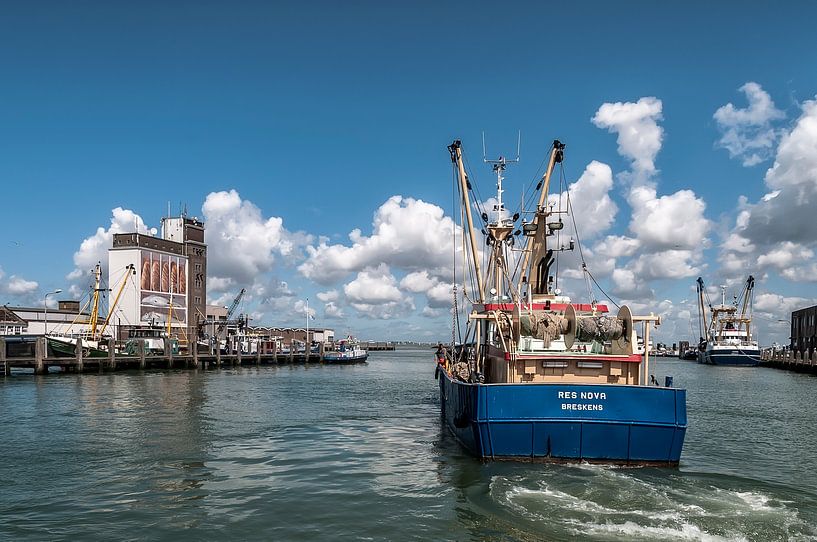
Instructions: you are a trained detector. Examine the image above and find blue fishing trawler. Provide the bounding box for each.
[437,139,687,465]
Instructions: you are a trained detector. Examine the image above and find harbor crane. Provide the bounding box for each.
[217,288,246,333]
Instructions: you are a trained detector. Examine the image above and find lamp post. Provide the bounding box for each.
[43,289,63,336]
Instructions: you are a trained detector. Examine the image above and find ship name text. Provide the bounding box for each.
[558,390,606,411]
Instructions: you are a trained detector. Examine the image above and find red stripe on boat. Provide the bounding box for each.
[480,303,609,312]
[515,353,643,363]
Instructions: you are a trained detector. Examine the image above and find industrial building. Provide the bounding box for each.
[248,326,335,345]
[0,301,90,336]
[108,215,207,347]
[791,305,817,359]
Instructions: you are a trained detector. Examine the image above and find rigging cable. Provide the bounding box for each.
[514,141,558,283]
[554,158,567,292]
[584,267,621,310]
[452,160,463,347]
[563,165,602,306]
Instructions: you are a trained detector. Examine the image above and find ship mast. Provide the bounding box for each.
[483,150,518,301]
[448,140,485,302]
[88,263,103,339]
[521,140,566,300]
[696,277,709,342]
[737,275,755,340]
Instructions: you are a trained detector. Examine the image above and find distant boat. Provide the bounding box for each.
[695,276,760,366]
[324,338,368,364]
[680,349,699,361]
[121,326,179,355]
[437,138,686,465]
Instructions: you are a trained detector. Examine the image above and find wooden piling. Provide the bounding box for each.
[319,341,325,362]
[1,337,8,376]
[193,343,199,369]
[273,341,278,363]
[108,339,116,371]
[76,337,84,373]
[164,338,173,369]
[289,341,294,363]
[216,344,222,369]
[34,337,46,375]
[236,343,242,367]
[138,339,146,369]
[256,343,261,366]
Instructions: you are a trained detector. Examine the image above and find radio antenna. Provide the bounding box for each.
[481,131,521,227]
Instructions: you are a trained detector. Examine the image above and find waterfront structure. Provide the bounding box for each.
[0,306,28,335]
[437,138,686,465]
[1,301,89,336]
[791,305,817,360]
[108,215,206,347]
[247,326,335,345]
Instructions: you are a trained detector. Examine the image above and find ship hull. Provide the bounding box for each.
[438,368,686,465]
[700,348,760,366]
[47,337,109,358]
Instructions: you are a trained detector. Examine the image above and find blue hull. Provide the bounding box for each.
[701,349,760,366]
[323,354,368,364]
[438,369,686,465]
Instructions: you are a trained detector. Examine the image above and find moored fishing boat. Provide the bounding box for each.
[47,262,136,358]
[47,335,109,358]
[437,139,687,465]
[695,276,760,366]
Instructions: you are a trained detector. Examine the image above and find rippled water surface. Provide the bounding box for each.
[1,350,816,540]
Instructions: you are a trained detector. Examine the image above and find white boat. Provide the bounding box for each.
[696,276,760,366]
[323,339,368,363]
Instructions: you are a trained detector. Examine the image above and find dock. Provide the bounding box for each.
[1,337,376,376]
[364,342,395,351]
[760,349,817,375]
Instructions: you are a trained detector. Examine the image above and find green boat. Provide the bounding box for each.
[47,336,109,358]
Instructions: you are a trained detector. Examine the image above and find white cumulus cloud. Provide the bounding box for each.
[628,186,709,251]
[203,189,309,286]
[591,97,710,286]
[592,96,664,182]
[549,160,617,239]
[757,242,814,271]
[7,276,39,295]
[299,196,459,285]
[344,265,414,319]
[0,268,40,301]
[714,82,785,167]
[67,207,155,296]
[344,264,404,305]
[720,95,817,282]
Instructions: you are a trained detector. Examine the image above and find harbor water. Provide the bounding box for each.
[1,349,816,541]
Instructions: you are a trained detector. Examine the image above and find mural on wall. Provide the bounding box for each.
[138,250,187,325]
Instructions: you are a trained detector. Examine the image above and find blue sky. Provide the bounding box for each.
[2,1,817,343]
